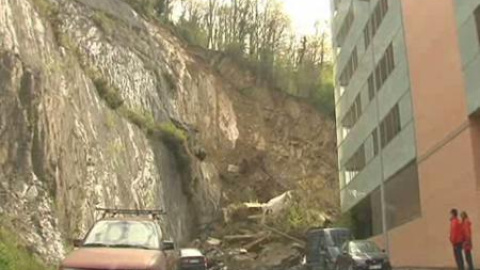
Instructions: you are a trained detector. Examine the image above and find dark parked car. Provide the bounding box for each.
[178,248,207,270]
[335,240,391,270]
[305,228,353,270]
[60,208,177,270]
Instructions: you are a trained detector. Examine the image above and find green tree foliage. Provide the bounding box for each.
[128,0,335,116]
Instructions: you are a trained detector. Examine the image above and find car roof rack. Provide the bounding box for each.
[95,207,166,221]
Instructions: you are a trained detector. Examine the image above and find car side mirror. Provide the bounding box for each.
[162,240,175,251]
[72,239,83,247]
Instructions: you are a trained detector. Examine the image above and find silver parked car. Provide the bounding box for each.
[335,240,391,270]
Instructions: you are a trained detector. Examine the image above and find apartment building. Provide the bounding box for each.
[331,0,480,267]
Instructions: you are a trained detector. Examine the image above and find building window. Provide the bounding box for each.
[474,5,480,45]
[339,47,359,87]
[367,43,395,101]
[364,0,389,49]
[364,24,371,49]
[348,187,382,239]
[341,94,362,137]
[368,74,375,101]
[385,162,422,230]
[380,104,401,148]
[375,66,382,91]
[374,43,395,92]
[344,145,366,184]
[347,162,421,239]
[372,128,379,156]
[336,4,354,47]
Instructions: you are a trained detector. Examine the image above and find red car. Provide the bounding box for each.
[60,209,176,270]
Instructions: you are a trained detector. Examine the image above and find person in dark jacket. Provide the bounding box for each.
[451,209,465,270]
[461,211,474,270]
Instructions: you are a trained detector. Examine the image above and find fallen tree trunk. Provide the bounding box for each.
[260,224,305,246]
[243,232,271,251]
[223,233,265,241]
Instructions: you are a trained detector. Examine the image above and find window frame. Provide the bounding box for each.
[372,128,379,156]
[380,104,401,148]
[474,6,480,45]
[368,74,375,101]
[336,4,355,47]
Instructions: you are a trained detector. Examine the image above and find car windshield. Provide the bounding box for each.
[83,220,161,250]
[329,230,352,248]
[350,241,381,254]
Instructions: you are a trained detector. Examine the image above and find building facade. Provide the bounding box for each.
[331,0,480,267]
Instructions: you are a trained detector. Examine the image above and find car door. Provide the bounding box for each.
[345,243,356,270]
[155,223,177,270]
[336,242,349,270]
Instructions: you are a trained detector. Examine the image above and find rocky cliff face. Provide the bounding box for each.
[0,0,337,264]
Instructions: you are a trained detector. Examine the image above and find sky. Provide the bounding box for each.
[282,0,332,36]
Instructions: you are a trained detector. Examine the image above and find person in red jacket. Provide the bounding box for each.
[451,209,465,270]
[461,211,474,270]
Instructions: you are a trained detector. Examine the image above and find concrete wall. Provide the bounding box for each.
[381,127,480,268]
[335,0,480,267]
[387,0,480,267]
[335,0,417,211]
[471,117,480,188]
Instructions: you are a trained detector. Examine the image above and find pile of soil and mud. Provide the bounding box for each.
[191,223,305,270]
[186,192,335,270]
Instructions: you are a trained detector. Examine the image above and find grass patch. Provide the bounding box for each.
[120,107,187,145]
[120,107,155,131]
[0,226,52,270]
[91,11,116,36]
[93,78,124,110]
[30,0,58,18]
[158,122,187,144]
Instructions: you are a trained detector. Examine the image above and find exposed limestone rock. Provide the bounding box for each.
[0,0,337,265]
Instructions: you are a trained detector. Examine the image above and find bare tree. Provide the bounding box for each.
[172,0,334,111]
[206,0,218,49]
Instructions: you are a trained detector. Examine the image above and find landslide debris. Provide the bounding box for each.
[189,191,336,270]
